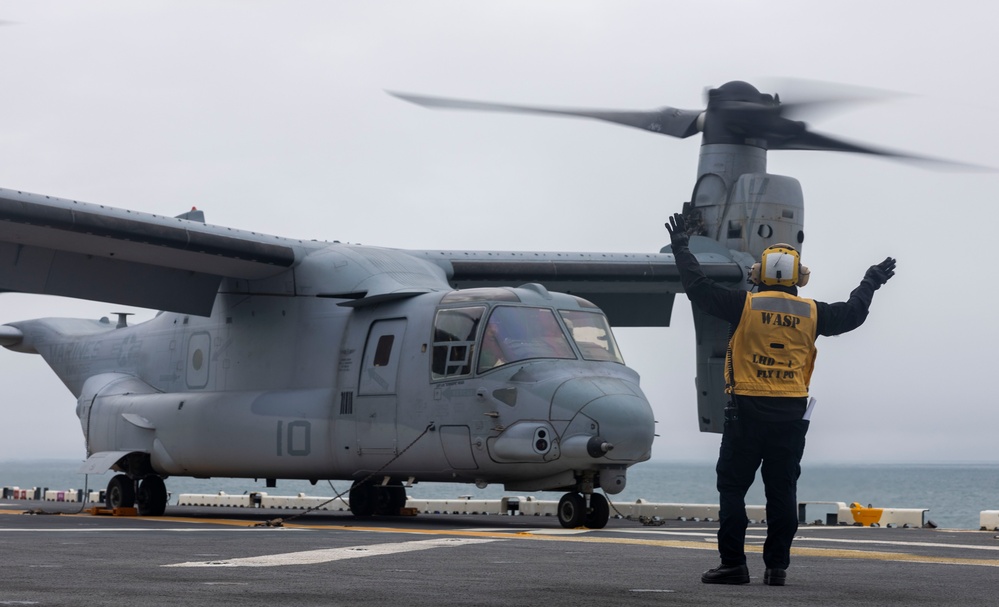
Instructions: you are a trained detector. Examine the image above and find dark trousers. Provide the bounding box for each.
[715,416,809,570]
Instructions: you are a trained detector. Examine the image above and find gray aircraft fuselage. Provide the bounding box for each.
[9,244,655,496]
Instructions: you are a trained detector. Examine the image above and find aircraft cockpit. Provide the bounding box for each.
[430,285,623,381]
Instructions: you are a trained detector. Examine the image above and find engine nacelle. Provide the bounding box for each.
[684,146,806,433]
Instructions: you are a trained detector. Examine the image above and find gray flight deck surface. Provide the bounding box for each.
[2,501,997,606]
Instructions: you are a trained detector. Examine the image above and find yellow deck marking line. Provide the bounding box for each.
[788,545,999,567]
[523,533,999,568]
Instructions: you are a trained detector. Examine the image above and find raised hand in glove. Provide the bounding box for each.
[864,257,896,289]
[665,213,689,249]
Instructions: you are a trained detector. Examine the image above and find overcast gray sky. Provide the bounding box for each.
[0,1,996,464]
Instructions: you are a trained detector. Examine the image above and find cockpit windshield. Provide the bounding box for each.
[559,310,625,364]
[432,304,624,379]
[478,306,575,372]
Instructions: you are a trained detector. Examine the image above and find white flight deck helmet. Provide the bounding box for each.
[750,243,810,287]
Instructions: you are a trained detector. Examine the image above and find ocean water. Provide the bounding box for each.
[2,459,996,530]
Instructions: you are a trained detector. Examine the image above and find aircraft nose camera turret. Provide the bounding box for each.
[533,427,549,454]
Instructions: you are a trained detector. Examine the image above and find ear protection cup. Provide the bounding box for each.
[797,264,810,287]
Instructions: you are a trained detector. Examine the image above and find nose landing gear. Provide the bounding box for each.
[557,491,610,529]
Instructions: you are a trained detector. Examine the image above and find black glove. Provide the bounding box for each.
[863,257,896,289]
[665,213,689,250]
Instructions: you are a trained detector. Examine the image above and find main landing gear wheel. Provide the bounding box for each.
[584,493,610,529]
[349,480,376,517]
[350,479,407,517]
[557,493,586,528]
[373,481,407,516]
[136,477,168,516]
[105,474,135,509]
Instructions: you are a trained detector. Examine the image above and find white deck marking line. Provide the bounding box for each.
[790,536,999,552]
[165,537,500,567]
[519,528,591,536]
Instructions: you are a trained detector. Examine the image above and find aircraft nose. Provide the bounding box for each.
[579,392,655,462]
[552,377,655,463]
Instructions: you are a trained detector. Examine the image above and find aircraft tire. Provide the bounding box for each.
[106,474,136,509]
[374,482,407,516]
[136,477,168,516]
[584,493,610,529]
[557,492,586,528]
[349,481,375,517]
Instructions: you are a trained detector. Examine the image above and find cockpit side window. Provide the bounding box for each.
[478,306,575,372]
[560,310,625,364]
[432,306,486,380]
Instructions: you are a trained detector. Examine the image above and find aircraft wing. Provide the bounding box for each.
[0,188,302,316]
[413,237,746,327]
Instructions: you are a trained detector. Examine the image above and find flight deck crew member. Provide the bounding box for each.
[665,212,895,587]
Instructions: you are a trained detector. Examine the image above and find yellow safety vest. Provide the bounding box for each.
[726,292,818,398]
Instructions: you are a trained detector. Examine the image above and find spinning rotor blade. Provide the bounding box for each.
[771,128,908,155]
[773,129,993,170]
[389,91,703,139]
[391,81,993,171]
[758,77,910,121]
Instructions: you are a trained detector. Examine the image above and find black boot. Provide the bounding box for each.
[701,563,750,585]
[764,568,786,586]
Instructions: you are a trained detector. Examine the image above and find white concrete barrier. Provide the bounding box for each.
[259,493,349,511]
[408,498,508,515]
[611,500,717,521]
[177,492,254,508]
[875,507,928,528]
[167,492,931,528]
[43,489,82,503]
[798,501,928,527]
[509,496,557,517]
[2,487,40,500]
[980,510,999,531]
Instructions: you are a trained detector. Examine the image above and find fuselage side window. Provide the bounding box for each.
[560,310,625,364]
[432,306,486,380]
[478,306,576,373]
[373,335,395,367]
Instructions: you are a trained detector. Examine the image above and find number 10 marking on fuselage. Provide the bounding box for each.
[276,420,312,456]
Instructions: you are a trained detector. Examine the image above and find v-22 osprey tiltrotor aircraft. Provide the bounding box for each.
[0,81,937,528]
